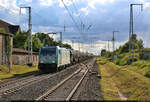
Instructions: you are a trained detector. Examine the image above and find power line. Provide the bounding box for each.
[71,0,84,30]
[70,0,93,50]
[61,0,83,35]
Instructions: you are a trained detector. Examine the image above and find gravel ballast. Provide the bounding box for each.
[0,59,102,101]
[0,63,80,101]
[72,61,104,101]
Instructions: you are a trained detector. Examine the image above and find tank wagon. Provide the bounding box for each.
[38,46,93,73]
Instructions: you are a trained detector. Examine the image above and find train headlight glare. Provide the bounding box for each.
[52,60,55,63]
[40,60,44,63]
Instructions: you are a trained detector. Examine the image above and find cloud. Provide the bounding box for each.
[39,0,54,6]
[73,13,80,17]
[59,0,77,7]
[63,39,115,55]
[80,7,89,15]
[88,0,115,9]
[137,0,150,9]
[1,0,150,53]
[18,0,32,6]
[0,0,19,14]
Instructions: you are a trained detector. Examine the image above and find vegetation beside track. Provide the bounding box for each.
[0,65,38,82]
[113,53,150,78]
[101,34,150,79]
[97,57,150,100]
[97,57,120,100]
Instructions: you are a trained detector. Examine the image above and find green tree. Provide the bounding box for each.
[115,34,144,54]
[34,32,54,46]
[138,39,144,50]
[13,31,72,51]
[6,36,12,72]
[101,49,106,56]
[62,43,72,49]
[0,28,12,71]
[13,31,28,49]
[32,37,43,52]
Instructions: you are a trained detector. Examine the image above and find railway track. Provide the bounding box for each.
[0,73,55,96]
[36,61,94,101]
[0,60,90,97]
[0,59,95,101]
[0,75,36,89]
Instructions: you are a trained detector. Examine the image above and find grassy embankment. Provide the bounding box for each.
[97,56,150,100]
[0,65,39,82]
[114,53,150,78]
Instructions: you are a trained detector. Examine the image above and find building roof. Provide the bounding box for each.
[142,48,150,52]
[13,48,39,55]
[0,19,21,34]
[8,25,21,34]
[13,48,38,54]
[0,32,13,36]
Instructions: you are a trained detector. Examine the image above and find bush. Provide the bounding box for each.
[108,58,112,61]
[139,53,149,60]
[97,58,108,65]
[115,60,120,65]
[127,58,138,65]
[144,69,150,78]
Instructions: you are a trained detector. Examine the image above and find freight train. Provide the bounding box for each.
[38,46,93,73]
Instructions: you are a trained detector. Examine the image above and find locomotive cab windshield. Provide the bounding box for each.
[39,47,57,64]
[40,47,56,56]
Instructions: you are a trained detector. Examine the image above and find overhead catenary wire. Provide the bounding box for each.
[61,0,87,52]
[61,0,83,35]
[71,0,94,51]
[71,0,84,30]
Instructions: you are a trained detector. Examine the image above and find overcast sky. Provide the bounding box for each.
[0,0,150,55]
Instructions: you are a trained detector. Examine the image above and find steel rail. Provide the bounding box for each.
[35,68,82,101]
[0,74,53,95]
[0,75,35,89]
[0,61,82,96]
[36,61,93,101]
[66,69,89,101]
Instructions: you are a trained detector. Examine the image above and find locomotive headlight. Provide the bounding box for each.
[52,60,55,63]
[40,60,44,63]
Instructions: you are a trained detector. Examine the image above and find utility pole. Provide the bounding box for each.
[129,4,143,62]
[71,40,74,49]
[104,42,107,57]
[60,32,62,43]
[47,32,62,43]
[81,42,83,52]
[108,40,110,52]
[64,20,66,32]
[78,41,80,52]
[20,6,32,66]
[104,42,106,50]
[112,31,119,60]
[82,42,84,52]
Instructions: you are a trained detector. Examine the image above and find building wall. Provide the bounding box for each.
[142,51,150,59]
[12,54,39,65]
[32,55,39,65]
[0,33,38,65]
[0,20,10,33]
[0,34,7,65]
[0,35,2,65]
